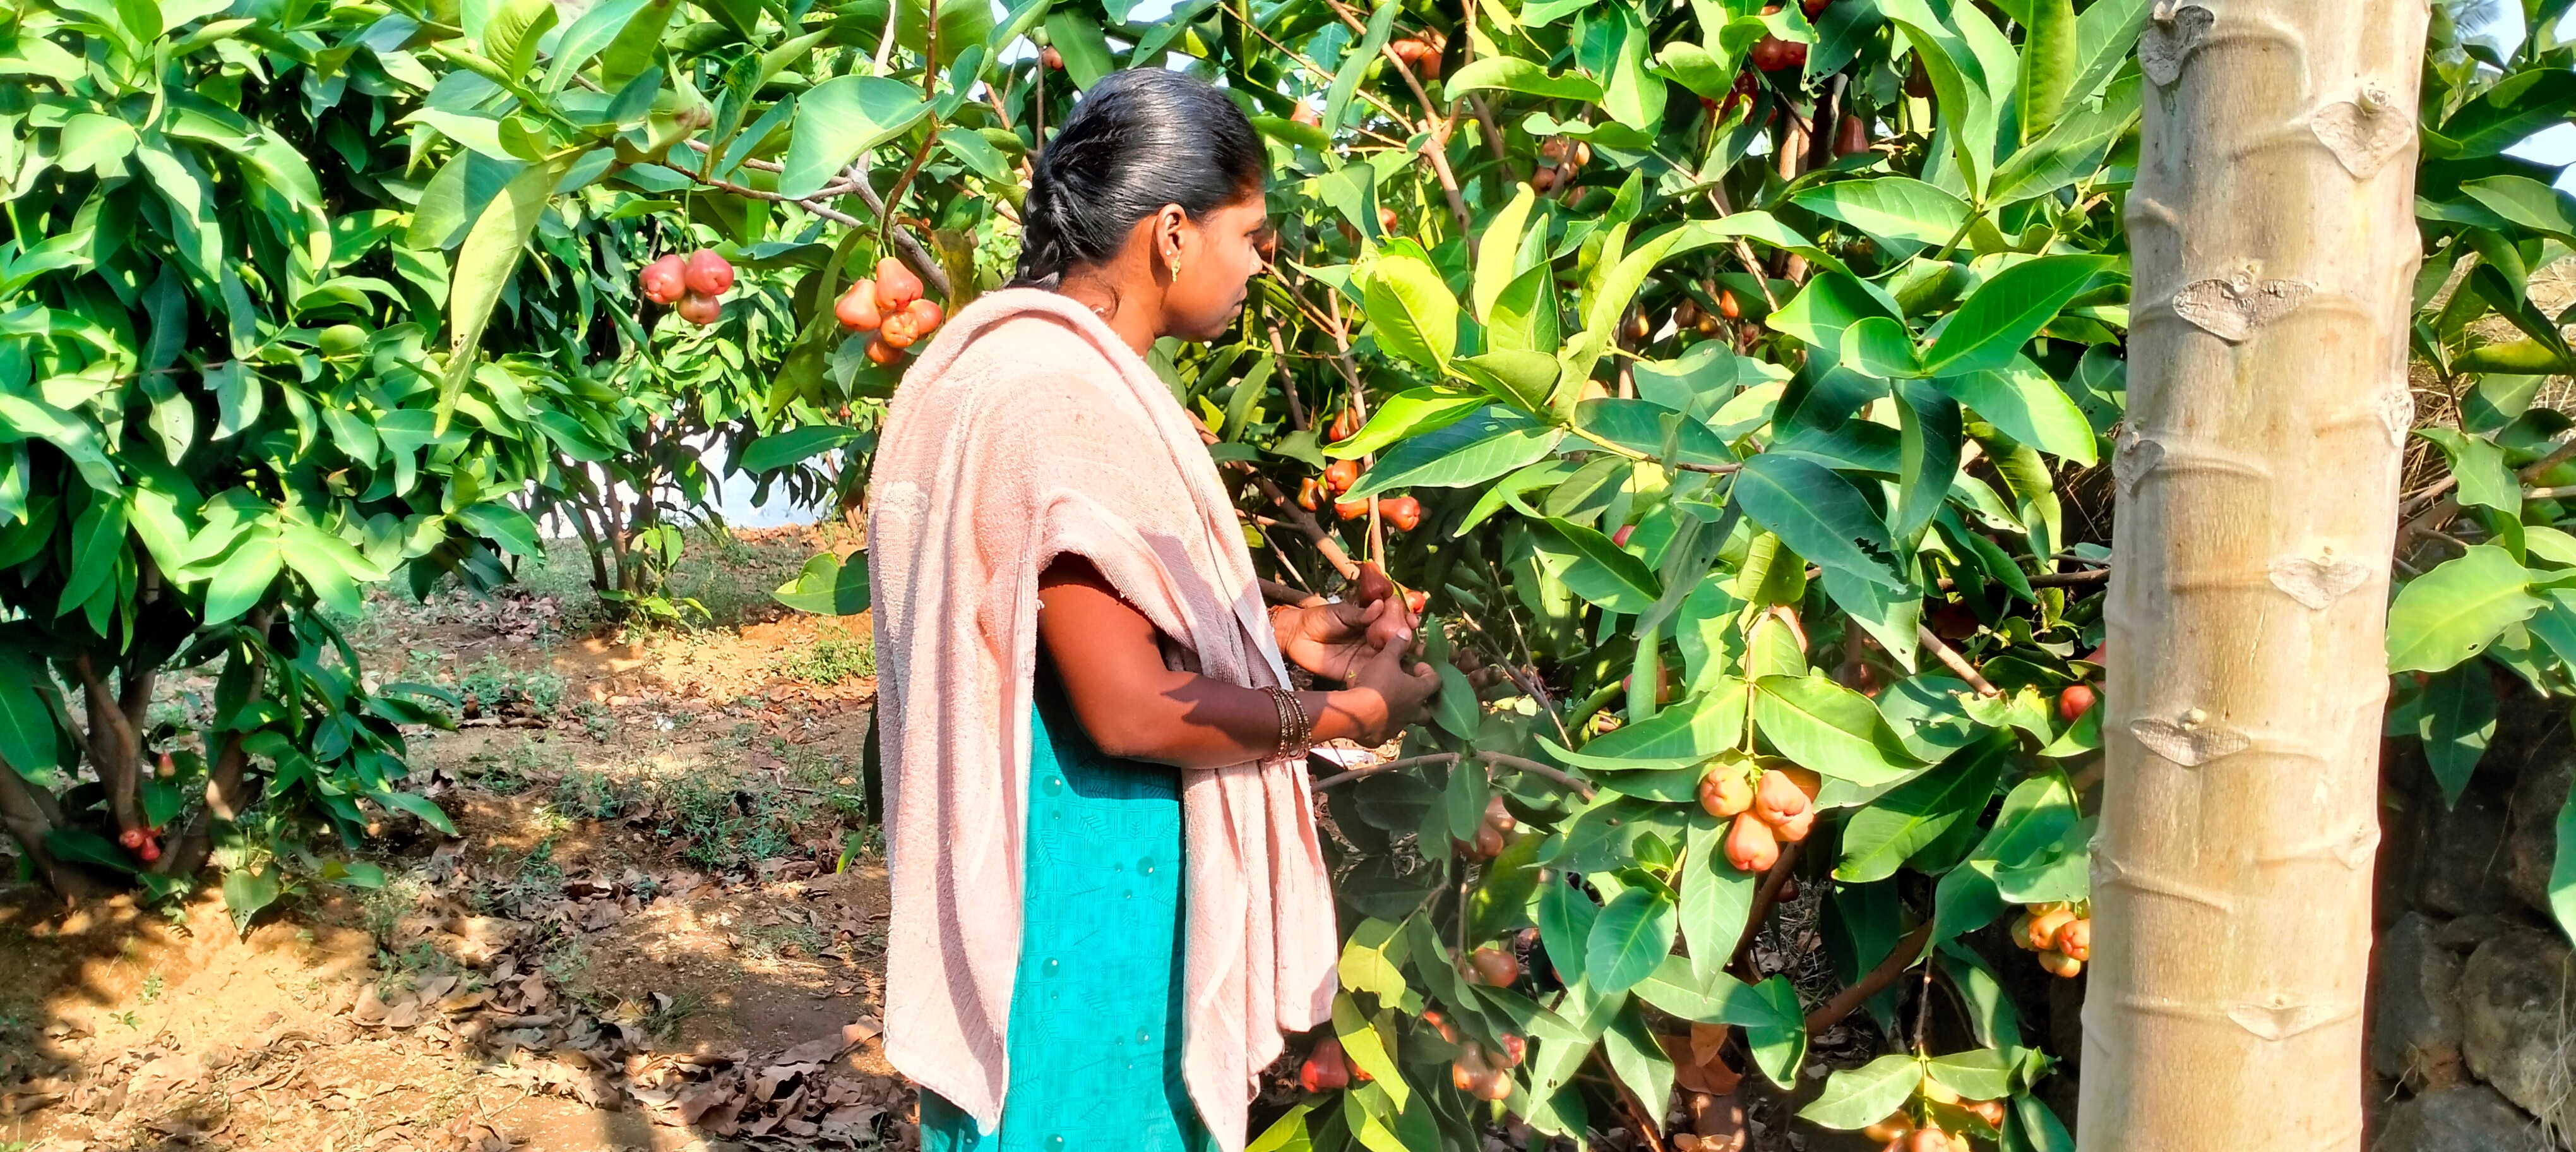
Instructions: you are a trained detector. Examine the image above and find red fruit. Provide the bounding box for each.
[1301,1035,1351,1092]
[1770,807,1815,843]
[1726,813,1780,872]
[1718,288,1743,319]
[1039,45,1063,70]
[683,249,734,295]
[2059,683,2097,722]
[676,291,722,326]
[1493,1033,1525,1067]
[1475,1065,1511,1100]
[1611,524,1635,547]
[1752,767,1815,825]
[641,254,688,304]
[874,258,924,311]
[1423,1010,1461,1045]
[1292,102,1322,128]
[1965,1098,2007,1128]
[1907,58,1934,99]
[1323,458,1360,494]
[1380,495,1422,532]
[1378,207,1400,234]
[1863,1114,1912,1142]
[1484,795,1515,835]
[1335,497,1371,522]
[880,313,920,349]
[1404,589,1428,615]
[1469,945,1520,987]
[1698,767,1754,819]
[1472,823,1505,858]
[904,297,944,333]
[1786,40,1809,68]
[1751,37,1784,71]
[2026,906,2077,952]
[1836,113,1868,156]
[2055,917,2092,962]
[1803,0,1827,13]
[120,828,145,849]
[1297,477,1323,511]
[155,752,176,779]
[1908,1128,1951,1152]
[866,337,902,366]
[835,279,884,332]
[138,838,161,863]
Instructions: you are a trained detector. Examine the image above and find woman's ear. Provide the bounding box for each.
[1157,203,1191,278]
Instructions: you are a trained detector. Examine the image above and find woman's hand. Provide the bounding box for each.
[1325,632,1442,747]
[1273,597,1412,683]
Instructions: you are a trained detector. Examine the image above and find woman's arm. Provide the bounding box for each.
[1037,557,1440,769]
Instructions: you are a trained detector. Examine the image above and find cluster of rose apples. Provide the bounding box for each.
[834,258,944,365]
[640,249,735,325]
[1859,1075,2010,1152]
[1698,755,1821,872]
[2014,901,2091,979]
[1303,409,1424,529]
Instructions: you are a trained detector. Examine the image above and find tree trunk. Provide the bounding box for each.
[2085,4,2425,1148]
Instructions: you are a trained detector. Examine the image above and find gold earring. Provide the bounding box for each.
[1171,255,1184,284]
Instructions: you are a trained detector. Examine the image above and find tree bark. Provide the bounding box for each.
[2085,4,2426,1148]
[0,762,97,900]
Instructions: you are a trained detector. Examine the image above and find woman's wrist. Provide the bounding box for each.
[1304,688,1386,747]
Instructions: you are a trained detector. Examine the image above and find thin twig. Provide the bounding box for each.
[1917,625,2002,697]
[1312,750,1596,800]
[1727,841,1802,978]
[1806,921,1936,1035]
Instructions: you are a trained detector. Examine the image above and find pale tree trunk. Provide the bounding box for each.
[2085,3,2426,1147]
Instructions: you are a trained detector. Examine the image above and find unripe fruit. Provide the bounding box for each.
[2059,683,2097,722]
[1381,495,1422,532]
[319,323,368,356]
[904,297,944,333]
[1335,497,1371,522]
[2010,911,2037,951]
[2055,916,2091,962]
[874,257,924,311]
[1726,813,1780,872]
[641,254,688,304]
[1301,1035,1351,1092]
[1470,945,1520,987]
[1718,288,1743,319]
[836,279,884,332]
[1573,141,1591,168]
[1324,458,1360,494]
[866,337,902,366]
[683,249,734,295]
[1698,767,1754,819]
[2037,949,2084,978]
[1039,45,1063,70]
[121,828,145,849]
[1921,1077,1960,1107]
[1863,1115,1912,1142]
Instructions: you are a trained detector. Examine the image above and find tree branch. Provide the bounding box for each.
[1806,921,1936,1035]
[1917,625,2003,697]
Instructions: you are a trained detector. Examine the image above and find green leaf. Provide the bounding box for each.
[1247,1105,1314,1152]
[1326,388,1484,459]
[1919,256,2113,376]
[778,76,932,199]
[741,426,874,472]
[1472,184,1540,324]
[1786,177,1970,257]
[2548,770,2576,949]
[1583,887,1676,996]
[2015,0,2077,143]
[1839,316,1923,378]
[1935,356,2098,466]
[1346,407,1561,498]
[222,866,283,935]
[1547,680,1746,768]
[1798,1053,1923,1129]
[1538,877,1601,988]
[1338,917,1412,1002]
[456,502,541,557]
[438,160,564,429]
[542,0,652,90]
[0,649,57,774]
[1533,519,1662,613]
[2012,1094,2078,1152]
[1835,735,2010,883]
[1332,992,1406,1110]
[1445,56,1604,102]
[1738,975,1807,1088]
[205,533,283,626]
[2416,666,2498,809]
[477,0,557,78]
[2462,176,2576,245]
[1924,1047,2018,1100]
[1042,9,1112,88]
[2386,544,2540,673]
[1753,673,1921,786]
[1361,246,1458,370]
[58,495,128,618]
[2417,428,2517,513]
[774,553,872,616]
[1766,272,1901,363]
[57,113,140,174]
[1575,398,1738,469]
[1323,0,1398,132]
[380,790,458,836]
[1679,815,1756,982]
[1732,454,1906,589]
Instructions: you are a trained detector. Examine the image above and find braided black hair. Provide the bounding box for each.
[1013,69,1265,287]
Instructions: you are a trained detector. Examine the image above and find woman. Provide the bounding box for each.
[867,70,1441,1152]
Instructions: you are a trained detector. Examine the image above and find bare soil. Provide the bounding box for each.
[1,533,909,1152]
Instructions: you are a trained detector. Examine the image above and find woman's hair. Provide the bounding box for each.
[1013,69,1265,287]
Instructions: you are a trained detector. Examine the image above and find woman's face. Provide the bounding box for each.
[1164,188,1274,342]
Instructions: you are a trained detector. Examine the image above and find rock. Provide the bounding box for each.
[2440,913,2520,952]
[2373,1084,2553,1151]
[2459,926,2576,1133]
[2373,913,2466,1088]
[2504,751,2574,917]
[2421,786,2518,916]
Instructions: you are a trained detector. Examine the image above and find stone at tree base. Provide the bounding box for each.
[2371,1084,2553,1152]
[2419,784,2519,916]
[2459,926,2576,1135]
[2503,752,2572,916]
[2373,913,2467,1089]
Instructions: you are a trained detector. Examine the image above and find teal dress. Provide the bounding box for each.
[919,676,1217,1152]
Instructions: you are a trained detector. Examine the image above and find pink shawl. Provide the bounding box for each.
[864,288,1339,1149]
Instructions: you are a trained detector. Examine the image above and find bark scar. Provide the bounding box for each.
[2311,83,2412,179]
[2094,848,2236,913]
[2227,998,2360,1042]
[2128,708,2252,767]
[2267,552,2371,609]
[2173,268,2312,343]
[2138,3,2214,87]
